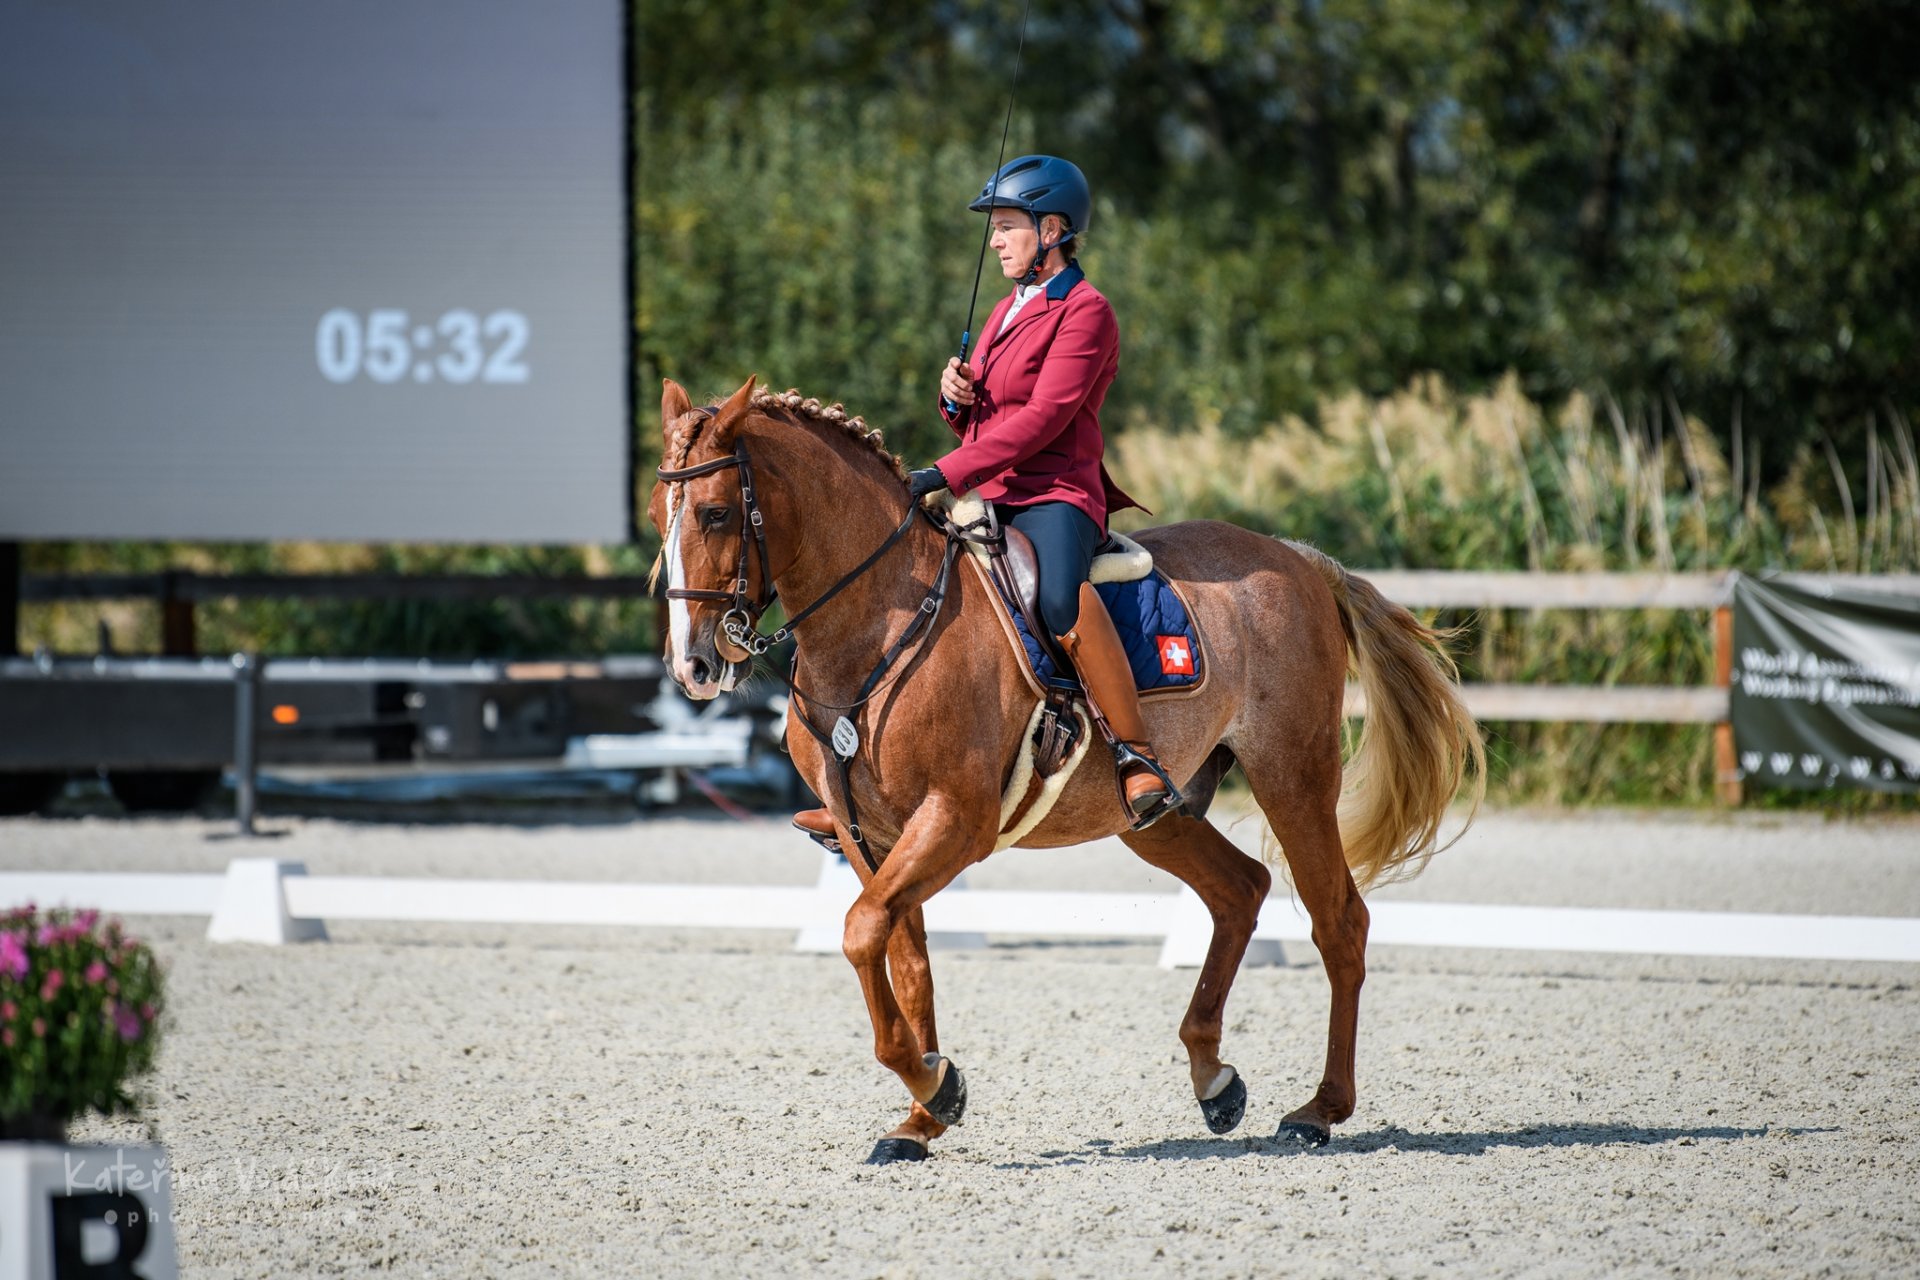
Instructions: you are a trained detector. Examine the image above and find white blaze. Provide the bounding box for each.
[664,490,692,668]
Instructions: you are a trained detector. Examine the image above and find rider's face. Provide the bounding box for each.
[988,210,1038,279]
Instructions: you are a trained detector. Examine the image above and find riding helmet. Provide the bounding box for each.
[968,155,1091,239]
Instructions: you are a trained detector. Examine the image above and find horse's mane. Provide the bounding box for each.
[667,387,909,484]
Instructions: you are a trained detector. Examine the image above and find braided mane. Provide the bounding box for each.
[666,385,908,482]
[749,387,911,483]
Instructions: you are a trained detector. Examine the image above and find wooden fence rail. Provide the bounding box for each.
[19,567,1920,804]
[1352,570,1920,805]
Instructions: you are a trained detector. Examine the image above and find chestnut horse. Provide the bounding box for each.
[649,376,1484,1163]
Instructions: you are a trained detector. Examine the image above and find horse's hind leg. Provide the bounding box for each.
[1237,749,1368,1148]
[1120,811,1272,1135]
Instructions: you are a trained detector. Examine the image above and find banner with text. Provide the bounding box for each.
[1731,577,1920,793]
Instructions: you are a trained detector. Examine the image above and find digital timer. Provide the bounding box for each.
[316,308,530,385]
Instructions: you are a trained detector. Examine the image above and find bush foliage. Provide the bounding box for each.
[1108,376,1918,804]
[0,907,165,1129]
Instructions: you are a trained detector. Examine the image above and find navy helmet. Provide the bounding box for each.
[969,155,1090,277]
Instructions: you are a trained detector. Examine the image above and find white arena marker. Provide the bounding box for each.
[205,859,328,945]
[1158,885,1289,969]
[1251,899,1920,965]
[6,866,1920,966]
[795,849,986,953]
[0,1142,178,1279]
[0,872,221,917]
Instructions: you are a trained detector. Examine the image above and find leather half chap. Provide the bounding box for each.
[1055,581,1183,826]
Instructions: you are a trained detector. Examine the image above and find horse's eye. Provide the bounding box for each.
[699,505,730,530]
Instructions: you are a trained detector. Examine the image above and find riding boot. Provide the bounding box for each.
[791,807,842,852]
[1055,581,1183,827]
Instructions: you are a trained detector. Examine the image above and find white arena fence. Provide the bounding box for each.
[1,855,1918,967]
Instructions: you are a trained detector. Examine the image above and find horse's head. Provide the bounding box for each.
[648,375,765,699]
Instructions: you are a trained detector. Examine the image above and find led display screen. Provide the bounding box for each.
[0,0,629,542]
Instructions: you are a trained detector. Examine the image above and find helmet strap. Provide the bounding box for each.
[1020,213,1077,286]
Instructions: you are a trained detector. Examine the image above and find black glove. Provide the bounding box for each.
[907,466,949,500]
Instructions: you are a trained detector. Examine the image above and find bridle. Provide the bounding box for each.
[655,424,775,659]
[655,409,930,660]
[654,408,963,874]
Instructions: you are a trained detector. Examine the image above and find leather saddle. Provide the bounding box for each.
[987,525,1075,677]
[957,509,1085,778]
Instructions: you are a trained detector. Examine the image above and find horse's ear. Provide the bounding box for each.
[661,378,693,427]
[709,375,758,448]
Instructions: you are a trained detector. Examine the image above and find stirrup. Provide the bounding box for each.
[791,816,843,855]
[1113,742,1185,831]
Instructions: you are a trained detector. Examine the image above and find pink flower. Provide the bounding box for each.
[39,969,62,1001]
[0,933,26,981]
[75,910,99,932]
[112,1005,142,1043]
[0,1000,12,1019]
[84,961,107,984]
[36,923,56,946]
[140,1003,156,1023]
[1,1028,13,1047]
[30,1017,45,1038]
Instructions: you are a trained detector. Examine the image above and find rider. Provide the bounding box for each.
[793,154,1182,840]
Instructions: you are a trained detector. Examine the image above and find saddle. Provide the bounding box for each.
[983,524,1084,777]
[942,496,1200,781]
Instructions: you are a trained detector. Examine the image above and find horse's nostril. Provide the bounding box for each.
[689,656,712,685]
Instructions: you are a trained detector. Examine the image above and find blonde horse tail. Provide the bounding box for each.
[1284,541,1486,890]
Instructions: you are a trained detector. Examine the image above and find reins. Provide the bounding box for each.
[655,413,963,874]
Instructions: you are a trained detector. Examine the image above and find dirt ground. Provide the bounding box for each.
[8,805,1917,1278]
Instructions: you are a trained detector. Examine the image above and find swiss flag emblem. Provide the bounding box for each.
[1157,635,1195,676]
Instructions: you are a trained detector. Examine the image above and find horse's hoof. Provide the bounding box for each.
[1199,1072,1247,1135]
[1273,1120,1330,1148]
[922,1052,968,1126]
[865,1137,928,1165]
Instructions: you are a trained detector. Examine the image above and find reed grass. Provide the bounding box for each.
[1110,376,1920,806]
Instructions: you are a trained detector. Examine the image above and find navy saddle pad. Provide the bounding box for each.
[1000,568,1204,694]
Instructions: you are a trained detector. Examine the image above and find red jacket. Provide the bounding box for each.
[934,266,1143,531]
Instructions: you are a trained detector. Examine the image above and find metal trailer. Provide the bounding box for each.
[0,653,779,818]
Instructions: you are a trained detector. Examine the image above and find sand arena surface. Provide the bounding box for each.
[7,806,1919,1277]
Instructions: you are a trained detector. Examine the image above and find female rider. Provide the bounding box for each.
[795,156,1180,844]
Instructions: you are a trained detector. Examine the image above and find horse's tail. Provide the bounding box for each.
[1284,541,1486,890]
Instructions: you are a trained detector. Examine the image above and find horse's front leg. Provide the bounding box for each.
[842,796,990,1164]
[869,906,952,1158]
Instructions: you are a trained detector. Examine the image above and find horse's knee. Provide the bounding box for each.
[843,900,893,968]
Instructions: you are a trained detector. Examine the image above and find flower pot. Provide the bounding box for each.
[0,1113,68,1144]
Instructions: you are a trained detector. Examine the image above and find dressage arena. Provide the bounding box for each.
[9,805,1918,1278]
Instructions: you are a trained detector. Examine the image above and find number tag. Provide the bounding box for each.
[831,716,860,760]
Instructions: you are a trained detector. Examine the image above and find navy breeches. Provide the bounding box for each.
[997,501,1103,637]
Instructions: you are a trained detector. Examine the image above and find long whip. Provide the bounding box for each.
[944,0,1035,414]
